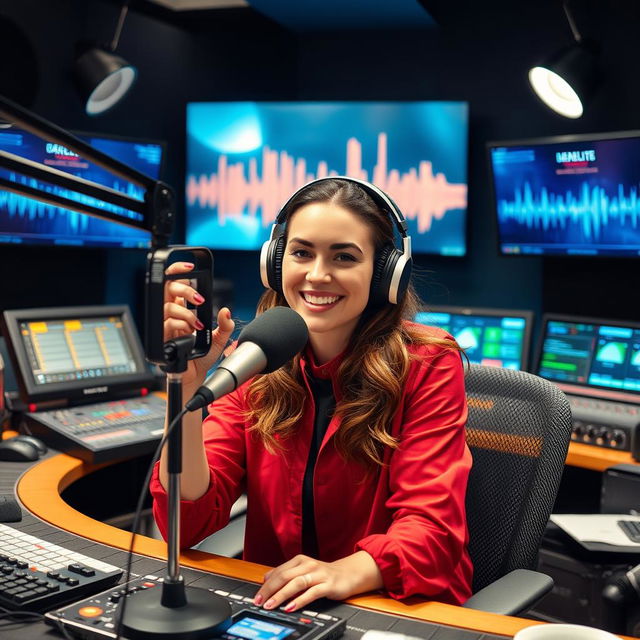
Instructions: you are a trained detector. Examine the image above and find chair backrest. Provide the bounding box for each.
[464,364,573,593]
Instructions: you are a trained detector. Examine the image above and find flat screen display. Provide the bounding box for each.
[186,101,468,255]
[226,616,296,640]
[0,127,164,248]
[488,131,640,257]
[2,305,153,403]
[415,306,533,370]
[535,315,640,398]
[19,315,140,386]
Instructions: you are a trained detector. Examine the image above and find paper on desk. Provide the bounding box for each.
[551,514,640,547]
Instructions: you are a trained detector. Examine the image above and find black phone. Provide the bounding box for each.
[144,246,214,366]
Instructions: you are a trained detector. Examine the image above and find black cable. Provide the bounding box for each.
[0,608,75,640]
[113,404,188,640]
[0,403,188,639]
[0,609,45,625]
[110,325,239,639]
[49,324,238,639]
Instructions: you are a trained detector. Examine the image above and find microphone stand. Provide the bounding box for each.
[0,94,232,638]
[121,335,231,639]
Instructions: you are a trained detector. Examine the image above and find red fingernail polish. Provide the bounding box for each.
[195,320,204,330]
[194,293,205,304]
[254,594,263,605]
[283,602,296,612]
[184,262,194,268]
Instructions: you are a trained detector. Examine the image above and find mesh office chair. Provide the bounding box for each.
[461,364,573,615]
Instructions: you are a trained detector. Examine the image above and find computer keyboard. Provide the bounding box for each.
[0,523,123,612]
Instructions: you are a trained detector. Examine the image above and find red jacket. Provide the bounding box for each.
[150,325,473,604]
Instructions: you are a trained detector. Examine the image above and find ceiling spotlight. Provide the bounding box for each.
[528,1,599,118]
[73,2,136,116]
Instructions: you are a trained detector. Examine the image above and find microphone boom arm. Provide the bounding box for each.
[0,93,173,248]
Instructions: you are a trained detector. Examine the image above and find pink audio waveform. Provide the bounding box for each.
[186,133,467,233]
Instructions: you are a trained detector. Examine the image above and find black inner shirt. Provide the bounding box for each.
[301,372,336,557]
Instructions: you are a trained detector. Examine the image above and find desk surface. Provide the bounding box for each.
[9,452,538,640]
[3,436,634,640]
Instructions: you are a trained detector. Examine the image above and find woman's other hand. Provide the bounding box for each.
[253,551,383,612]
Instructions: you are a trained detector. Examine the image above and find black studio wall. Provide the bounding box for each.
[1,0,639,330]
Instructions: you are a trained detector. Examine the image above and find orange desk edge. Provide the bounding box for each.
[16,452,632,639]
[566,441,636,472]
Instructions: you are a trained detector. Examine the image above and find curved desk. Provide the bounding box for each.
[17,453,541,639]
[566,441,635,472]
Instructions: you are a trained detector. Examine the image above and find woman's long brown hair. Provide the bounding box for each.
[245,179,462,468]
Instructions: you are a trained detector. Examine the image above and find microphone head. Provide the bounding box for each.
[238,306,308,373]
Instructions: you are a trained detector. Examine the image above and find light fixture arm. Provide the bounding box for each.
[563,0,583,44]
[110,1,131,52]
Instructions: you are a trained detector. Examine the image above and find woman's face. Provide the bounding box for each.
[281,201,376,362]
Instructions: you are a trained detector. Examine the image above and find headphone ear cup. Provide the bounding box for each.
[369,245,396,307]
[266,235,286,295]
[393,256,412,305]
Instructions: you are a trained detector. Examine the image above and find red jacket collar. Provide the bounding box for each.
[299,344,345,380]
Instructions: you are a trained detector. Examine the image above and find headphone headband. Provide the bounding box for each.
[272,176,410,241]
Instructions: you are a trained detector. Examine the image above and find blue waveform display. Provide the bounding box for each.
[0,128,163,249]
[186,101,469,255]
[0,174,145,243]
[490,135,640,257]
[498,181,640,242]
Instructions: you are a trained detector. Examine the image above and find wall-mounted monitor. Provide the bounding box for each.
[488,130,640,258]
[0,126,164,249]
[186,101,468,255]
[414,305,534,370]
[534,314,640,403]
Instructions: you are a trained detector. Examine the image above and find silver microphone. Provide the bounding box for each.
[185,307,308,412]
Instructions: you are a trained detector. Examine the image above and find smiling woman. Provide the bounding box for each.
[151,177,472,618]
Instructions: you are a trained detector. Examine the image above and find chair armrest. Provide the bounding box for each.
[462,569,553,615]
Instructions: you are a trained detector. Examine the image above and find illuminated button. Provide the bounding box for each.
[316,614,332,620]
[79,606,104,618]
[299,618,312,624]
[301,611,318,617]
[142,581,157,588]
